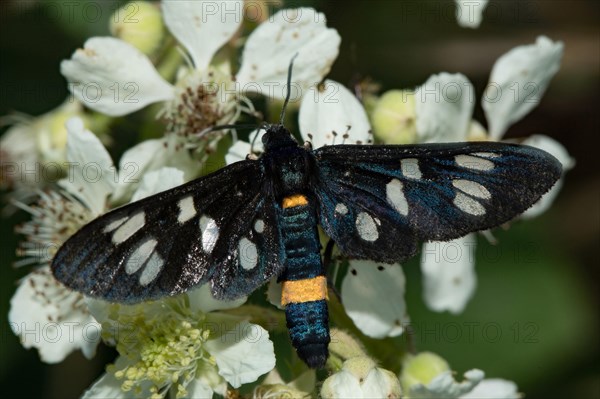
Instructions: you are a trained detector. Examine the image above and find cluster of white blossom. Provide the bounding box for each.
[3,1,572,398]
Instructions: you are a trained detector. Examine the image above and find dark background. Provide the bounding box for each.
[1,1,598,398]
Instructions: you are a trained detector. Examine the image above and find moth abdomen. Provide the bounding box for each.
[279,194,330,368]
[284,299,330,368]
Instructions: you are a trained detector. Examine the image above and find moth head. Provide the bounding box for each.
[262,124,297,150]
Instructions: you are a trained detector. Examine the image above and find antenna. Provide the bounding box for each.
[279,53,299,125]
[194,123,258,138]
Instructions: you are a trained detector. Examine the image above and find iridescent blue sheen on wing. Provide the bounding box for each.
[52,160,286,303]
[50,121,563,370]
[313,142,561,263]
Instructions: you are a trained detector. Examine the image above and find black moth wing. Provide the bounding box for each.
[312,142,562,263]
[52,160,285,303]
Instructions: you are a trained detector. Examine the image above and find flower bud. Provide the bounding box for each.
[399,351,450,393]
[321,356,401,399]
[467,120,489,141]
[110,2,164,56]
[371,90,417,144]
[35,101,86,164]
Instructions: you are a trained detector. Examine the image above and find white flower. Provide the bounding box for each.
[341,260,410,338]
[253,369,316,399]
[62,2,340,199]
[415,72,475,143]
[411,37,569,314]
[519,134,575,219]
[455,0,489,28]
[408,369,484,399]
[9,117,185,364]
[483,36,563,140]
[299,80,372,147]
[83,285,275,399]
[226,80,372,164]
[421,234,477,314]
[8,118,114,363]
[414,36,563,143]
[460,379,520,399]
[9,266,101,364]
[0,100,86,206]
[400,352,520,399]
[321,357,401,399]
[61,2,340,123]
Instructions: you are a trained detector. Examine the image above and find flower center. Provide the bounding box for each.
[15,191,94,268]
[105,298,214,399]
[161,67,254,154]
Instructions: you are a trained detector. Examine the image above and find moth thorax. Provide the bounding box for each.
[267,147,313,199]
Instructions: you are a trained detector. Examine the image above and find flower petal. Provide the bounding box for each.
[322,357,401,399]
[185,379,214,399]
[82,357,145,399]
[520,134,574,219]
[81,373,125,399]
[410,369,484,399]
[342,261,409,338]
[482,36,563,140]
[455,0,489,28]
[205,322,275,388]
[299,80,371,148]
[225,130,264,165]
[421,234,477,314]
[61,37,174,116]
[9,266,101,364]
[162,0,243,71]
[111,136,201,204]
[266,278,285,310]
[131,166,184,201]
[59,118,115,215]
[225,140,252,166]
[236,8,340,99]
[415,73,475,143]
[460,378,519,399]
[187,284,246,313]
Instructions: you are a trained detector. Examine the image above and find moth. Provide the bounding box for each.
[51,119,561,368]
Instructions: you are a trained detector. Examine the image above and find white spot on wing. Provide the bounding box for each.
[452,179,491,199]
[401,158,422,179]
[254,219,264,233]
[335,203,348,215]
[472,152,501,158]
[126,239,157,274]
[239,237,258,270]
[386,179,409,216]
[139,252,164,286]
[177,196,196,224]
[454,192,486,216]
[200,216,219,253]
[455,155,494,171]
[103,216,128,233]
[112,212,145,244]
[356,212,379,241]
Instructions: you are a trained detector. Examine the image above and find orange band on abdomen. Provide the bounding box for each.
[281,276,328,306]
[282,194,308,209]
